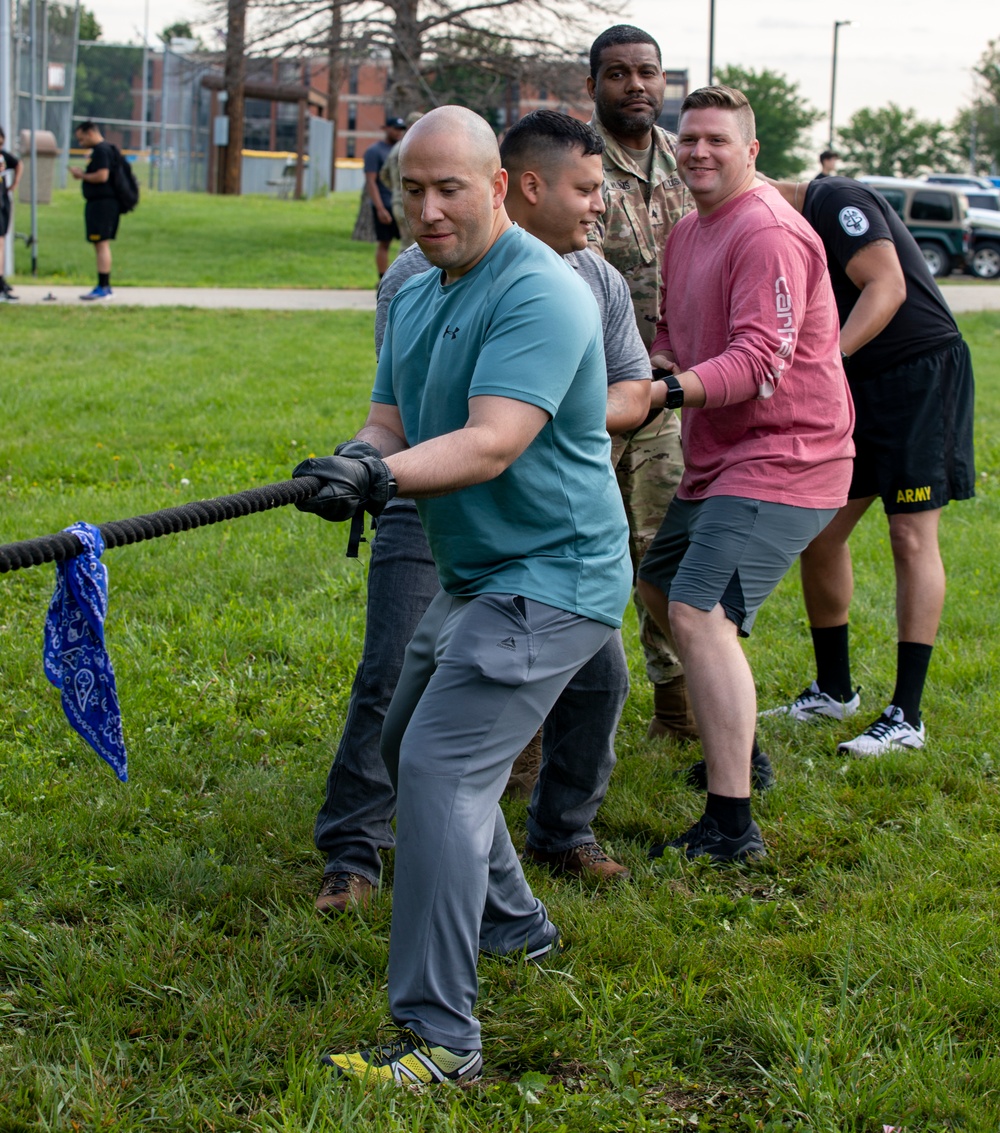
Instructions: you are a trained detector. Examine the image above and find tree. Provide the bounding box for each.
[222,0,248,194]
[160,21,195,43]
[952,38,1000,175]
[216,0,621,119]
[45,4,143,126]
[714,64,821,179]
[835,104,962,177]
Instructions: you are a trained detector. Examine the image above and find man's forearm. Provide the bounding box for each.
[840,278,905,358]
[365,174,386,213]
[384,427,518,498]
[606,381,651,435]
[356,422,409,457]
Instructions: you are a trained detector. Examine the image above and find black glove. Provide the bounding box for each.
[292,454,397,523]
[334,439,384,462]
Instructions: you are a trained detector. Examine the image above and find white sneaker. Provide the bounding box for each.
[837,705,926,757]
[759,680,861,721]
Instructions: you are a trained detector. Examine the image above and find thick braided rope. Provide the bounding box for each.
[0,476,322,575]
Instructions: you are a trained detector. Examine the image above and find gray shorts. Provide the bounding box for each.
[637,495,836,636]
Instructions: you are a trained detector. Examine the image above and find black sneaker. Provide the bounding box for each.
[685,750,775,791]
[649,814,766,863]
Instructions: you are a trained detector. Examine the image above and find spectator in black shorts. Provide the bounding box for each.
[761,174,976,756]
[0,128,22,302]
[70,121,119,302]
[364,117,405,280]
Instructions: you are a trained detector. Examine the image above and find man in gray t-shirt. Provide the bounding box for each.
[313,112,652,915]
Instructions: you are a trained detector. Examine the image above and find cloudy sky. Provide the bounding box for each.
[91,0,996,142]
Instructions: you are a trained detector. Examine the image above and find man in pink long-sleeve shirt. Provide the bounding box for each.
[636,86,855,863]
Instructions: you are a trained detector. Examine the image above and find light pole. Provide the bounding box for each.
[829,19,853,149]
[708,0,715,86]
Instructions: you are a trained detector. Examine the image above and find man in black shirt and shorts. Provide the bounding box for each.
[763,174,975,756]
[70,121,118,301]
[0,128,22,301]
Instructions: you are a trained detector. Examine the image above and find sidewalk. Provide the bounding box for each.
[8,285,377,311]
[6,281,999,314]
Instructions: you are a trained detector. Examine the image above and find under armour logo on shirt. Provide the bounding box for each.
[443,325,460,340]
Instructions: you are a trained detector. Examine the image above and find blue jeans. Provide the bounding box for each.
[314,502,629,883]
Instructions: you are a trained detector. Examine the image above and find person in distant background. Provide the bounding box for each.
[364,117,406,279]
[815,150,840,178]
[0,127,23,302]
[70,121,118,302]
[380,113,421,250]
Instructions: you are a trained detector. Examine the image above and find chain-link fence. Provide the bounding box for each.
[13,0,211,193]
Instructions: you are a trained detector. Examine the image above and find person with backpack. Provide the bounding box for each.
[0,128,23,302]
[70,121,126,301]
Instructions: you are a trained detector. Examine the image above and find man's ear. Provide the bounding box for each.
[519,169,543,206]
[586,75,596,102]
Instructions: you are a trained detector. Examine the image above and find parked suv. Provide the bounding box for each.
[924,173,995,192]
[857,176,971,277]
[966,207,1000,278]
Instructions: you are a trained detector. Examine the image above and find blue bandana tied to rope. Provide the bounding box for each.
[43,522,128,782]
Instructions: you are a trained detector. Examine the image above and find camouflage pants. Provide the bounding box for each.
[611,408,684,684]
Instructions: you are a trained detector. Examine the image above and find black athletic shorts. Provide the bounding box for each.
[85,198,120,243]
[372,203,400,243]
[848,335,975,514]
[0,196,10,237]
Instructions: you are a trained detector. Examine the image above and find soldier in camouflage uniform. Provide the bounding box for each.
[586,24,696,739]
[380,113,423,251]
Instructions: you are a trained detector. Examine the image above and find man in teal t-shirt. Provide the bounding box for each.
[374,226,628,624]
[297,106,630,1085]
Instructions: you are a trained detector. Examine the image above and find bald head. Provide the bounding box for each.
[398,106,511,282]
[400,106,500,179]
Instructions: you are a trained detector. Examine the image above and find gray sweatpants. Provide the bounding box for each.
[380,590,614,1050]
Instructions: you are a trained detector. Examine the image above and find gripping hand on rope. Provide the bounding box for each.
[293,443,398,555]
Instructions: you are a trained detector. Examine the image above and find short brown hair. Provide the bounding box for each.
[680,86,756,144]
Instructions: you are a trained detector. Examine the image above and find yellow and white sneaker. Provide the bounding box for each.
[322,1028,483,1085]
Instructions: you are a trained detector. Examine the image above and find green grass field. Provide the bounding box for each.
[1,307,999,1131]
[10,190,381,289]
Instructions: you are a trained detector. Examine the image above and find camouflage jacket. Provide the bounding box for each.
[379,139,403,207]
[587,118,689,347]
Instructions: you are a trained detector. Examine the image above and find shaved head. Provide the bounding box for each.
[400,106,500,179]
[397,106,511,282]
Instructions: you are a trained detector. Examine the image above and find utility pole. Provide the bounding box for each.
[829,20,853,150]
[28,0,38,274]
[0,0,12,279]
[221,0,246,195]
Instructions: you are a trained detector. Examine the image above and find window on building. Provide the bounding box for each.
[346,137,356,158]
[347,103,357,131]
[348,65,359,95]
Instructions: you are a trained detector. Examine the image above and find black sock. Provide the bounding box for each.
[99,272,110,289]
[891,642,933,724]
[811,623,852,700]
[705,792,752,839]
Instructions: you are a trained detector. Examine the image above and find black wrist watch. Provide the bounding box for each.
[652,367,685,410]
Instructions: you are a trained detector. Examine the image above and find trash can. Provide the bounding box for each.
[18,130,59,205]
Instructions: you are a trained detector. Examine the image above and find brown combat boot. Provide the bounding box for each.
[315,870,375,915]
[647,674,699,741]
[504,727,543,800]
[523,841,631,882]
